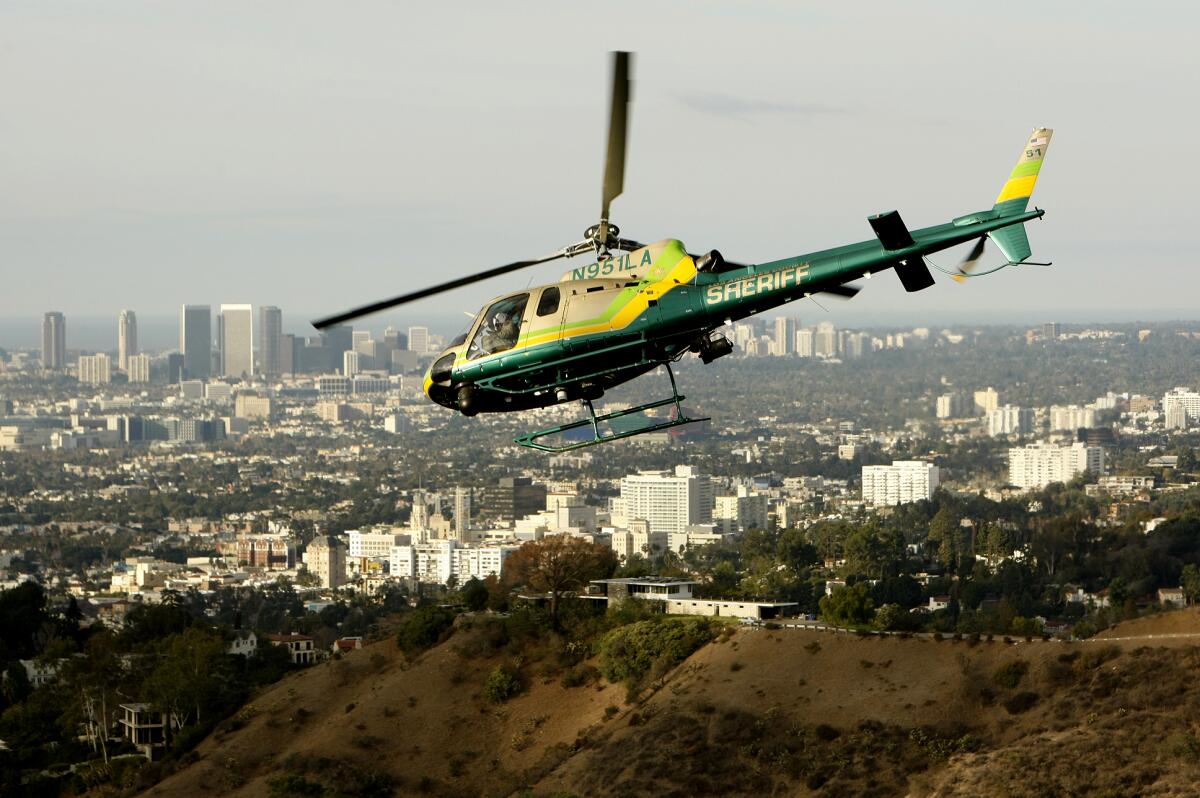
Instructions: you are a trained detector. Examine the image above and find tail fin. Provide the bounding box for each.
[990,127,1053,262]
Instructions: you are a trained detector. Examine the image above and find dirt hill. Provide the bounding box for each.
[137,610,1200,798]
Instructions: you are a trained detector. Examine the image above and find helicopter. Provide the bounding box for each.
[314,52,1053,452]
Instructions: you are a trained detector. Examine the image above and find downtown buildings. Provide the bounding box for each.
[118,310,138,371]
[42,312,66,371]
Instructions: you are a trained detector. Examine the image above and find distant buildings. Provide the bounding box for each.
[713,486,769,533]
[218,304,254,378]
[1049,405,1097,432]
[481,477,546,522]
[118,310,137,371]
[1007,442,1104,490]
[42,312,66,371]
[936,392,970,419]
[861,461,939,506]
[180,305,211,380]
[973,387,1001,416]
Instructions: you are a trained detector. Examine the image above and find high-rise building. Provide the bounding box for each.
[936,393,969,419]
[343,350,360,377]
[795,328,814,358]
[128,353,152,383]
[166,353,184,384]
[1008,442,1104,490]
[383,327,408,352]
[1049,405,1097,432]
[1163,388,1200,428]
[279,334,299,375]
[407,326,430,353]
[78,353,112,385]
[180,305,212,379]
[861,461,939,506]
[480,477,547,522]
[218,304,254,378]
[302,536,346,589]
[259,306,283,377]
[620,466,713,536]
[987,405,1035,436]
[773,317,797,356]
[42,312,66,370]
[453,486,472,541]
[713,486,769,533]
[117,310,138,371]
[814,321,838,357]
[1043,322,1060,341]
[352,331,372,353]
[973,387,1001,416]
[323,325,353,363]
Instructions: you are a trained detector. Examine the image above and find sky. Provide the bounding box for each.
[2,1,1199,348]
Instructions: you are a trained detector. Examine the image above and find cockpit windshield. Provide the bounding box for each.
[467,293,529,359]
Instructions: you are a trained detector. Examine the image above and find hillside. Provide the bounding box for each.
[137,610,1200,798]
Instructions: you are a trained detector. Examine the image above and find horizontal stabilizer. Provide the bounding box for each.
[895,259,935,292]
[868,210,915,251]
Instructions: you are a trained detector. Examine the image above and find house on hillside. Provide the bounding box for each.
[263,633,317,665]
[332,636,364,655]
[119,703,165,759]
[1158,587,1186,607]
[226,630,257,657]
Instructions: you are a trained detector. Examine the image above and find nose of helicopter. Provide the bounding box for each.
[424,349,458,408]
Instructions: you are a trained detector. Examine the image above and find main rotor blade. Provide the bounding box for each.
[600,51,632,222]
[311,251,567,329]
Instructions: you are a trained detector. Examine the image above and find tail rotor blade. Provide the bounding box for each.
[600,51,632,222]
[958,236,987,274]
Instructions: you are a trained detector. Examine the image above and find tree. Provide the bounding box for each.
[1182,564,1200,606]
[818,582,875,627]
[460,578,489,612]
[504,536,616,626]
[395,606,456,654]
[142,628,229,736]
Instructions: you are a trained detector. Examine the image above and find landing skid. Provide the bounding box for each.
[514,364,709,453]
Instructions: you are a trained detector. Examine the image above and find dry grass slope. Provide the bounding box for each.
[136,609,1200,798]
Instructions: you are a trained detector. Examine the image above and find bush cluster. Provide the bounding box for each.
[597,618,716,688]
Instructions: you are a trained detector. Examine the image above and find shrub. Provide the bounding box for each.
[1003,691,1039,714]
[396,606,456,654]
[597,618,715,686]
[730,661,744,672]
[992,660,1029,689]
[804,640,822,655]
[267,774,327,798]
[560,663,597,688]
[483,663,524,704]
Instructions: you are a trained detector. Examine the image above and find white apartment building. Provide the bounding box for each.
[128,353,152,383]
[620,465,713,536]
[713,486,769,533]
[611,520,667,562]
[987,405,1034,436]
[347,530,411,559]
[1007,442,1105,490]
[861,461,939,506]
[1049,405,1097,431]
[936,393,969,419]
[389,540,516,585]
[78,353,112,385]
[667,524,734,554]
[1163,388,1200,428]
[974,387,1001,415]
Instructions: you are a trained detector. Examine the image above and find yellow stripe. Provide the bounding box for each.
[995,174,1037,204]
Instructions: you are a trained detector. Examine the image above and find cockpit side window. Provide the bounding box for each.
[536,286,561,317]
[467,293,529,360]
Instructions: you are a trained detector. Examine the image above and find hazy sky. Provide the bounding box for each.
[3,1,1199,343]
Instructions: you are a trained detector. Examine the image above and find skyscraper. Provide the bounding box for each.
[773,317,797,356]
[259,306,283,377]
[180,305,212,380]
[117,310,138,371]
[343,350,360,377]
[42,312,66,370]
[218,304,254,378]
[407,326,429,353]
[128,353,152,383]
[279,333,299,375]
[453,486,472,542]
[78,353,112,385]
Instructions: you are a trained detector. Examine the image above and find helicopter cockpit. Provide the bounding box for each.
[466,292,529,359]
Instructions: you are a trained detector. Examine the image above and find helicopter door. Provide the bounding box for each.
[560,282,658,354]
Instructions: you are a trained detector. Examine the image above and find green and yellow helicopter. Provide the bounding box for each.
[314,52,1053,452]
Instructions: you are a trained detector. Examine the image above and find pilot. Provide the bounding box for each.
[483,310,520,353]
